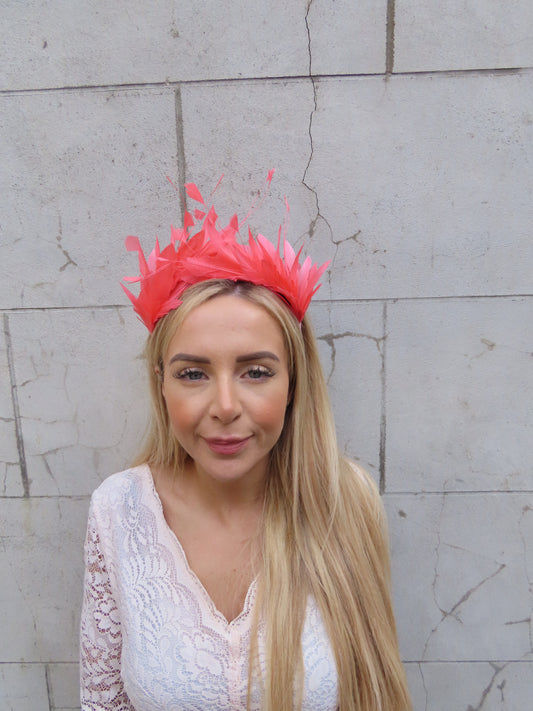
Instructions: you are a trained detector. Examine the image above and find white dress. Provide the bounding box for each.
[80,465,339,710]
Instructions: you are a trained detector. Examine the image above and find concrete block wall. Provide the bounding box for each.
[1,2,531,708]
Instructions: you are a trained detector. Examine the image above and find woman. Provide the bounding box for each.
[80,174,411,711]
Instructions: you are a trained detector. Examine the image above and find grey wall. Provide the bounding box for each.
[1,2,532,709]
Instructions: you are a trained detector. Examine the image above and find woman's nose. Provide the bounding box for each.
[208,377,242,423]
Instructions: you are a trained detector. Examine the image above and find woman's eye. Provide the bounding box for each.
[175,368,206,381]
[246,366,274,380]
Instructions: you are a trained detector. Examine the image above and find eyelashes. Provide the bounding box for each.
[246,366,275,380]
[175,367,206,381]
[173,365,275,382]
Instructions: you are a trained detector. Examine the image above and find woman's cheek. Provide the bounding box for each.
[165,392,198,430]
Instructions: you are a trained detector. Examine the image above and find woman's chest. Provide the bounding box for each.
[110,523,337,711]
[176,532,257,623]
[116,567,338,711]
[160,491,261,624]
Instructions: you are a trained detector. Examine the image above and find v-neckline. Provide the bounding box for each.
[143,463,259,628]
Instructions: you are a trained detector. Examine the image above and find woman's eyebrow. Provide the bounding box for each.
[168,351,280,365]
[168,353,211,365]
[236,351,280,363]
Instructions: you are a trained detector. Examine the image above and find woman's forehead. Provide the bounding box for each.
[166,294,287,358]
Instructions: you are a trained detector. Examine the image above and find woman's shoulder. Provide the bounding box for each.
[90,463,152,508]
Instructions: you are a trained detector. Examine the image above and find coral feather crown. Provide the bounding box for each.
[122,172,330,332]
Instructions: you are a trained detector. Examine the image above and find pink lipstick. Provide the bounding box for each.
[205,437,251,455]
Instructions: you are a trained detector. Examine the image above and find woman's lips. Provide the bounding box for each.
[204,437,252,455]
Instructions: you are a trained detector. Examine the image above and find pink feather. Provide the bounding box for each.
[185,182,204,204]
[122,172,329,331]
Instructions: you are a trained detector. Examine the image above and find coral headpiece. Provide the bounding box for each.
[122,171,330,332]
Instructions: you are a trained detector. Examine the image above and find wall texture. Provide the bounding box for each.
[1,2,532,709]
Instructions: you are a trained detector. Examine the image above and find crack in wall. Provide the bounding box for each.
[42,456,61,496]
[326,230,367,296]
[56,215,77,272]
[317,329,385,384]
[332,230,363,248]
[422,493,446,658]
[1,464,14,496]
[3,314,29,497]
[497,678,506,704]
[1,463,25,497]
[417,663,429,711]
[45,663,52,711]
[302,0,333,247]
[423,495,507,658]
[446,563,506,619]
[466,662,506,711]
[517,503,533,651]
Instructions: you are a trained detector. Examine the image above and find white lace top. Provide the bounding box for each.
[80,465,339,710]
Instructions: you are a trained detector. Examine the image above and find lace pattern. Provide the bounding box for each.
[80,466,338,710]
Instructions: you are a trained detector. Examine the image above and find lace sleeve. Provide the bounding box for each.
[80,501,135,710]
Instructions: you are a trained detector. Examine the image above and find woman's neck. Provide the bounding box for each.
[154,459,266,528]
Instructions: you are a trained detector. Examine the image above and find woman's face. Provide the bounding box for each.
[161,294,290,489]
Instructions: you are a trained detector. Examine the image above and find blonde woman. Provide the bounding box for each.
[80,175,411,711]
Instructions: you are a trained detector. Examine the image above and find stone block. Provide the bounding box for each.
[306,73,533,299]
[310,300,384,479]
[395,0,533,72]
[1,0,310,91]
[405,661,533,711]
[8,308,148,496]
[307,0,387,74]
[0,497,89,662]
[385,298,533,492]
[47,663,80,711]
[384,493,533,663]
[0,663,49,711]
[0,319,22,496]
[0,88,177,310]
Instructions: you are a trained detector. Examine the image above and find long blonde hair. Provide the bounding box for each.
[135,280,411,711]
